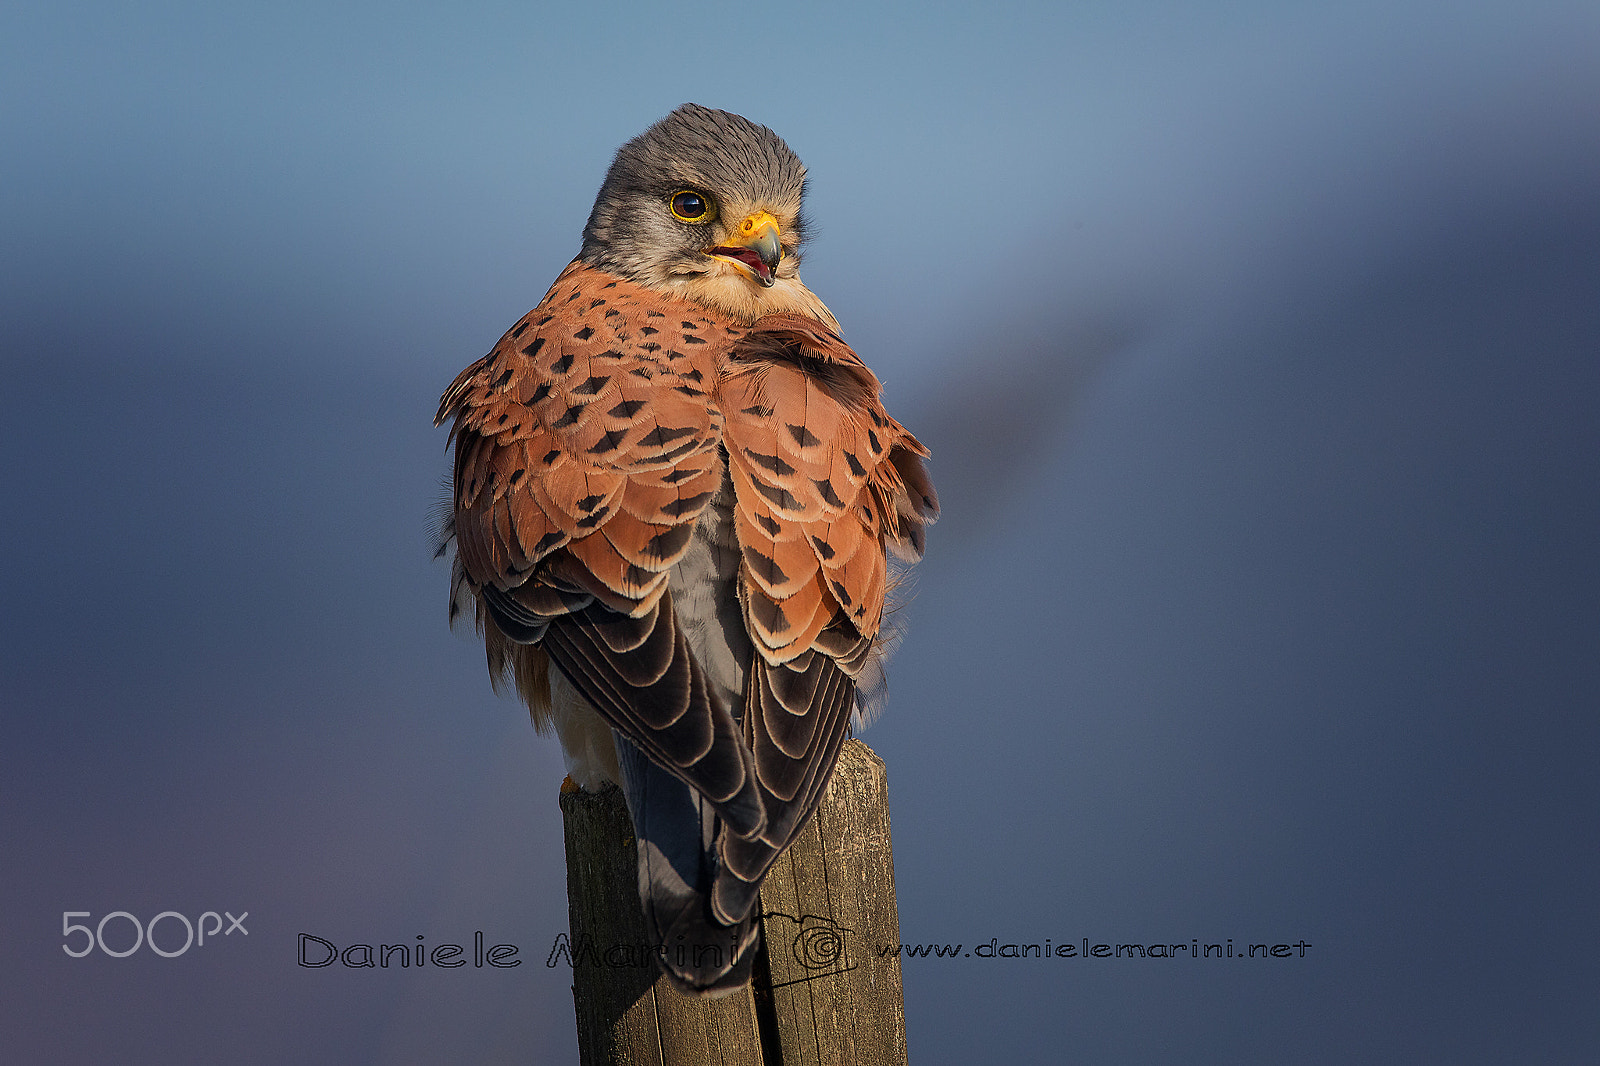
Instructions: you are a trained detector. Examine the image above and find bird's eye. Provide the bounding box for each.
[669,190,714,223]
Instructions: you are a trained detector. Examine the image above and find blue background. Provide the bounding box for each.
[4,2,1598,1062]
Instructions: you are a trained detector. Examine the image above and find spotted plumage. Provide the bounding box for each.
[436,104,936,996]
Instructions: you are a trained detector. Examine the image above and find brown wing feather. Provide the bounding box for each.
[711,619,868,924]
[708,315,938,922]
[719,314,934,655]
[438,260,768,833]
[441,272,939,929]
[438,261,734,595]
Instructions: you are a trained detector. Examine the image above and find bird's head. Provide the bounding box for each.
[580,104,837,328]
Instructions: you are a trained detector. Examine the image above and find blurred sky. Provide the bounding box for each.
[3,2,1598,1063]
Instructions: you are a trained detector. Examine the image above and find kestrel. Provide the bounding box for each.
[436,104,937,996]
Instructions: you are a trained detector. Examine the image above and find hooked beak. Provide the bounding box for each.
[708,210,782,288]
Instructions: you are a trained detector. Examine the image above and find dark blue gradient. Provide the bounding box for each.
[4,2,1598,1062]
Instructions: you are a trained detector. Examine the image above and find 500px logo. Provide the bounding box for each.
[61,910,249,958]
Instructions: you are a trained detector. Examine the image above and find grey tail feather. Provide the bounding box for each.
[614,734,761,996]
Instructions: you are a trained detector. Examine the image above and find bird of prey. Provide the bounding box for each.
[436,104,937,996]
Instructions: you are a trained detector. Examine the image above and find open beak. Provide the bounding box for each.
[708,210,782,288]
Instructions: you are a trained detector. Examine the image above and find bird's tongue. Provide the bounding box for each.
[711,246,772,283]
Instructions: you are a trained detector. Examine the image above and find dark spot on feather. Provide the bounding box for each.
[831,580,852,606]
[785,423,820,448]
[490,367,512,389]
[629,366,653,378]
[575,505,610,529]
[528,382,551,404]
[660,491,713,517]
[604,308,620,318]
[575,494,605,511]
[551,403,586,428]
[644,524,694,560]
[542,449,561,464]
[588,429,627,454]
[567,289,581,301]
[681,321,698,330]
[511,322,529,339]
[640,424,698,448]
[625,564,653,589]
[550,353,573,374]
[752,478,801,510]
[521,337,545,358]
[573,374,611,395]
[596,349,624,361]
[535,531,566,553]
[603,281,618,288]
[510,469,526,484]
[655,439,702,463]
[641,342,662,353]
[867,428,882,453]
[573,326,594,340]
[646,310,664,318]
[640,326,658,336]
[589,298,606,309]
[814,478,844,508]
[754,512,782,537]
[496,413,509,426]
[844,451,866,478]
[742,544,790,586]
[810,535,835,560]
[681,335,706,345]
[673,385,706,398]
[660,467,698,484]
[743,404,774,418]
[609,399,646,418]
[683,368,703,382]
[746,450,796,477]
[750,595,791,635]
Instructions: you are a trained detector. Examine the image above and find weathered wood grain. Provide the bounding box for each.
[558,739,907,1066]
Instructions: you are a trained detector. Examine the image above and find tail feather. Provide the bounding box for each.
[614,734,760,996]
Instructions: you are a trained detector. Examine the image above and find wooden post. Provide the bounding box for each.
[558,739,908,1066]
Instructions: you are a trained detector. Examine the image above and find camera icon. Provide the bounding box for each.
[759,912,857,986]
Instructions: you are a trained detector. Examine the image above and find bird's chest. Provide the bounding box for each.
[666,449,752,717]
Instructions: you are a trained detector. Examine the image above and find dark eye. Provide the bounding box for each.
[669,190,714,223]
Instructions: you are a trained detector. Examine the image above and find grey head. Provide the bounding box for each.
[579,104,811,294]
